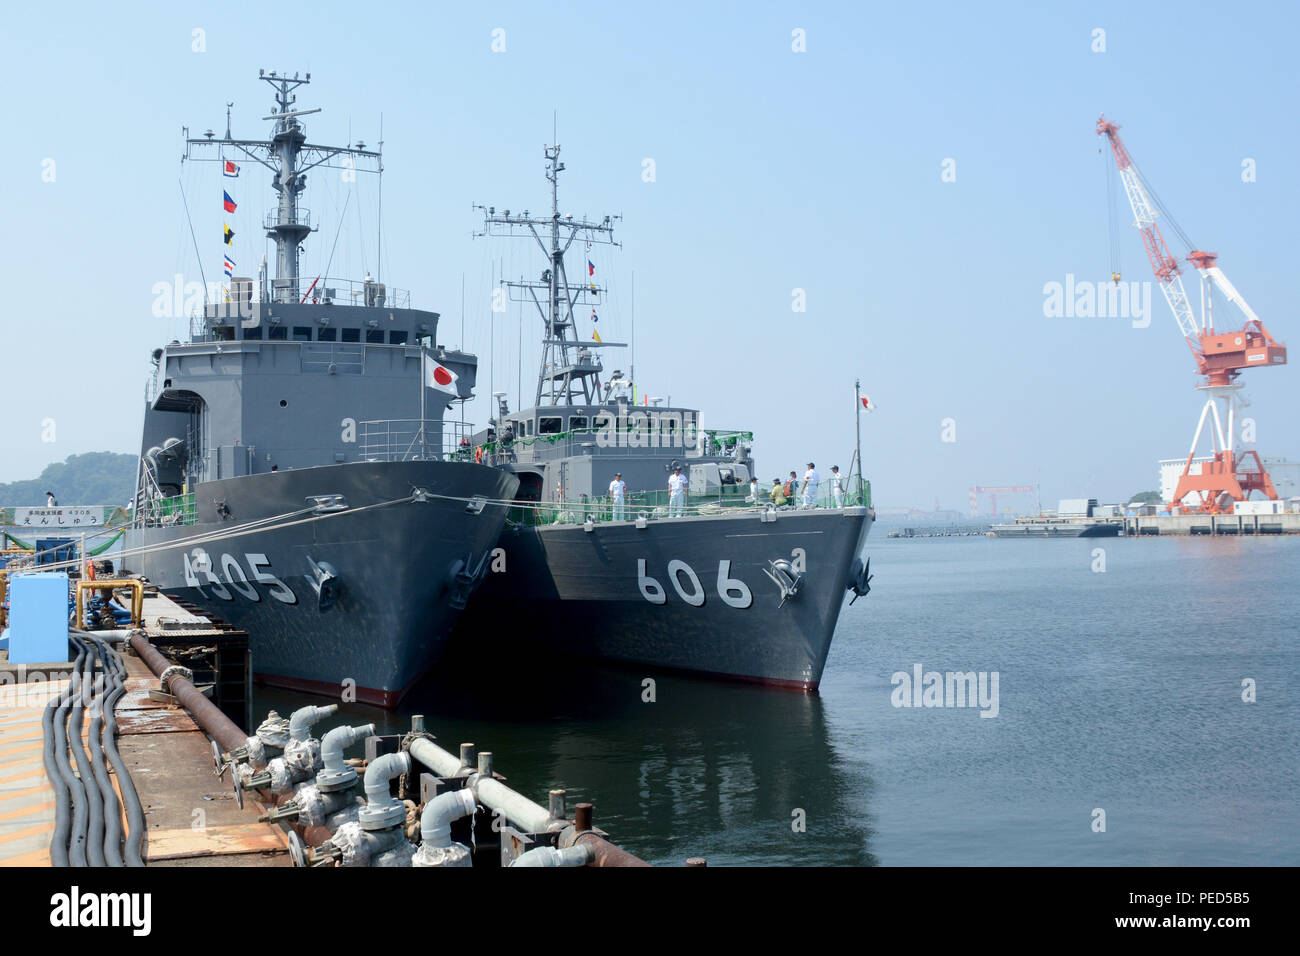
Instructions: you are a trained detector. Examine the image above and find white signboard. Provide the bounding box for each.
[8,507,105,528]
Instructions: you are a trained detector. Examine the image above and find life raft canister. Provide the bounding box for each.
[86,559,95,580]
[474,445,483,463]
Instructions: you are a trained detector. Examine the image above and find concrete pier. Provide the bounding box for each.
[1123,513,1300,536]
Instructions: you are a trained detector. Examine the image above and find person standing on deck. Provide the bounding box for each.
[747,476,760,505]
[769,479,788,507]
[609,472,627,521]
[801,463,820,508]
[668,465,687,517]
[45,491,58,507]
[829,465,845,508]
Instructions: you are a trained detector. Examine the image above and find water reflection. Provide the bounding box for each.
[256,653,876,866]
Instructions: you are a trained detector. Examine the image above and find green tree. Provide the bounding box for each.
[0,452,137,507]
[1128,490,1163,504]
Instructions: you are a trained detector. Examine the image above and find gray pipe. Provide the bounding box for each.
[419,789,477,848]
[364,751,410,806]
[510,845,594,868]
[320,723,375,775]
[356,751,411,832]
[407,737,556,835]
[288,704,337,741]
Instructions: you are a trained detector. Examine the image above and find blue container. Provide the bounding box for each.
[35,538,76,568]
[7,572,69,663]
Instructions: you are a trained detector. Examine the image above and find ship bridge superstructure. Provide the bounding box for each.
[135,72,480,508]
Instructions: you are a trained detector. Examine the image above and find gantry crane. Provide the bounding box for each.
[1097,116,1287,513]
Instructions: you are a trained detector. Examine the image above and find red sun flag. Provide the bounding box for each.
[860,395,876,412]
[423,355,459,394]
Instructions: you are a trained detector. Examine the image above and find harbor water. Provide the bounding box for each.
[257,534,1300,865]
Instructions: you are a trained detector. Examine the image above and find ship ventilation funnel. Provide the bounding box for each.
[160,436,188,464]
[307,557,340,611]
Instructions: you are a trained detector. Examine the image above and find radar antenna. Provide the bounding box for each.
[183,71,381,303]
[474,143,623,406]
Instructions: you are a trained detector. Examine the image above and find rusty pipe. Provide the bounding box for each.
[572,832,653,868]
[563,803,651,867]
[128,631,247,754]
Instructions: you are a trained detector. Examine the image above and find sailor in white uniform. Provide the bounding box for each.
[667,466,687,517]
[609,472,627,521]
[801,462,820,509]
[829,465,845,508]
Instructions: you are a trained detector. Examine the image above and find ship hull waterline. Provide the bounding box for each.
[123,460,518,708]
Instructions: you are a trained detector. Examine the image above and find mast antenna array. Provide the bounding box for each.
[474,142,623,406]
[182,71,382,304]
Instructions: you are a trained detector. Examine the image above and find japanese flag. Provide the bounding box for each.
[424,355,459,394]
[860,394,876,412]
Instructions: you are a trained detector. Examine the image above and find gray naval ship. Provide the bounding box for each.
[452,145,874,690]
[123,72,518,707]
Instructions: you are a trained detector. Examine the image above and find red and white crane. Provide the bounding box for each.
[1097,116,1287,513]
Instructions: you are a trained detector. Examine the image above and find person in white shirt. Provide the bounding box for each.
[609,472,627,521]
[667,466,687,517]
[829,465,845,508]
[747,477,760,505]
[45,491,58,508]
[801,462,820,508]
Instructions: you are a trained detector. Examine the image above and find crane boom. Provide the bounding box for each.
[1097,117,1199,342]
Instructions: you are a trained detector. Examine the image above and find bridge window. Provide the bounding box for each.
[341,328,361,343]
[268,325,287,340]
[570,416,588,431]
[293,326,312,341]
[389,330,408,345]
[318,327,336,342]
[242,325,263,340]
[366,329,384,344]
[539,417,562,435]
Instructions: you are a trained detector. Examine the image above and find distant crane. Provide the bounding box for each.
[968,485,1036,518]
[1097,116,1287,513]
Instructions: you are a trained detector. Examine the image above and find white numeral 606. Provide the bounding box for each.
[637,559,752,609]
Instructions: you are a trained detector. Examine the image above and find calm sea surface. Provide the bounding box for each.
[256,533,1300,865]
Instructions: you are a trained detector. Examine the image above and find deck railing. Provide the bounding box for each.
[512,476,871,526]
[359,419,478,463]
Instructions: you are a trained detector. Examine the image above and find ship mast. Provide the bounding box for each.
[475,144,622,406]
[183,70,382,304]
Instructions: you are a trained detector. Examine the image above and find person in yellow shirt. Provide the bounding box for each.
[769,479,788,508]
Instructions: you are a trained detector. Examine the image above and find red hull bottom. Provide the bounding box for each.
[254,663,817,711]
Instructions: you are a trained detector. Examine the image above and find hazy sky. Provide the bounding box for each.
[2,1,1296,512]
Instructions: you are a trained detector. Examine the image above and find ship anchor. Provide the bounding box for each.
[847,557,872,605]
[763,558,804,608]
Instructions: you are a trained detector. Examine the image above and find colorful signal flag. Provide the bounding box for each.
[224,224,234,245]
[223,190,237,213]
[223,160,239,178]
